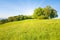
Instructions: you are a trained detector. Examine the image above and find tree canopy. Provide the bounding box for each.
[33,6,58,19]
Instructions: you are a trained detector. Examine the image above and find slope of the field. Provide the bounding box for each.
[0,19,60,40]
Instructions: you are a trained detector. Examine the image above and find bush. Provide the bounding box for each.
[8,17,14,22]
[0,19,8,24]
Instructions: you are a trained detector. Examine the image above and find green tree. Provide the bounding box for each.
[50,8,58,18]
[8,17,14,22]
[19,15,24,20]
[33,6,58,19]
[33,7,43,19]
[43,6,58,18]
[0,19,8,24]
[13,16,20,21]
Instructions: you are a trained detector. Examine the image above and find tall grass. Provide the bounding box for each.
[0,19,60,40]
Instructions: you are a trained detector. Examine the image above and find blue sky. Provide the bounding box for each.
[0,0,60,18]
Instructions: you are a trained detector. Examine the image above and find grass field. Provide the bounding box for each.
[0,19,60,40]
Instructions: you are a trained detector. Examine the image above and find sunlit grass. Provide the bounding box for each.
[0,19,60,40]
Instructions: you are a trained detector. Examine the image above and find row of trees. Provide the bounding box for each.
[0,15,32,24]
[0,6,58,24]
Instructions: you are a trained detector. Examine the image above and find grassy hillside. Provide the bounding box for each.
[0,19,60,40]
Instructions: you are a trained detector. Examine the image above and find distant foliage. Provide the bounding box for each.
[0,15,32,24]
[0,19,8,24]
[33,6,58,19]
[8,17,14,22]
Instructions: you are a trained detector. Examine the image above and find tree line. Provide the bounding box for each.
[0,6,58,24]
[0,15,32,24]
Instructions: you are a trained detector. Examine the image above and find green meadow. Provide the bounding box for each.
[0,19,60,40]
